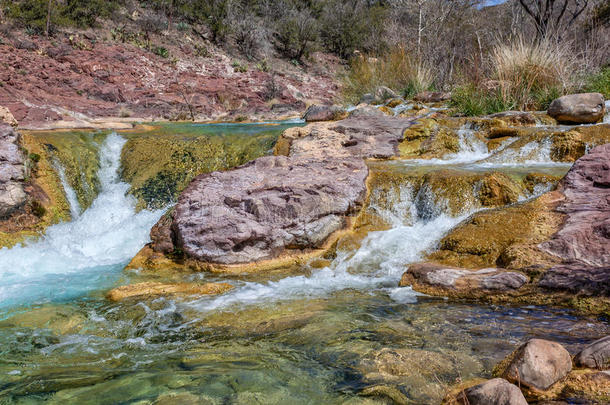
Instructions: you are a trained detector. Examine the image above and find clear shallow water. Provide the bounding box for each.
[0,122,607,404]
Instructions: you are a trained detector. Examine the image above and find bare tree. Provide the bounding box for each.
[518,0,589,40]
[46,0,53,37]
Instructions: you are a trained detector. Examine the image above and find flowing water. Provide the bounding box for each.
[0,122,607,404]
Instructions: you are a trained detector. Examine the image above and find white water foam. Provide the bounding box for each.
[0,134,164,309]
[54,161,82,219]
[188,196,468,313]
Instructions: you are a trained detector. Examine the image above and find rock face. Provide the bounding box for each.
[574,336,610,369]
[400,263,528,294]
[302,105,347,122]
[547,93,606,124]
[0,37,339,128]
[0,124,26,218]
[497,339,572,391]
[538,264,610,296]
[154,156,368,265]
[540,144,610,268]
[455,378,528,405]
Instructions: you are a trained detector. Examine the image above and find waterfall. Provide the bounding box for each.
[0,133,164,310]
[54,161,82,219]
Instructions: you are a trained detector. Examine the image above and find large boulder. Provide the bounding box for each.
[574,336,610,369]
[540,144,610,267]
[547,93,606,124]
[277,115,414,160]
[496,339,572,391]
[452,378,528,405]
[302,105,347,122]
[0,124,26,218]
[154,155,368,266]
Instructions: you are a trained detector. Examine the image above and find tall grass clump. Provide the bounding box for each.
[491,38,575,110]
[452,38,578,115]
[342,47,434,104]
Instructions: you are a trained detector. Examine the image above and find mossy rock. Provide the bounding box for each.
[428,192,564,269]
[24,130,105,211]
[120,128,279,209]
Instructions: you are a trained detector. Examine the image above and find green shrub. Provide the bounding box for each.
[153,46,169,58]
[584,66,610,98]
[275,9,318,61]
[450,86,515,116]
[231,60,248,73]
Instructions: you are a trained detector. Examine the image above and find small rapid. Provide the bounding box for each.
[188,191,469,312]
[0,134,164,310]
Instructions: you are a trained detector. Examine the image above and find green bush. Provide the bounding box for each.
[275,9,318,61]
[153,46,169,58]
[4,0,119,33]
[585,66,610,98]
[450,86,515,116]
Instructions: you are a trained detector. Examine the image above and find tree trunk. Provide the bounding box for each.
[46,0,52,38]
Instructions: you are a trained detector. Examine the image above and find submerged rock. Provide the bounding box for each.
[447,378,528,405]
[574,336,610,369]
[495,339,572,391]
[548,93,606,124]
[106,281,234,301]
[0,124,26,218]
[358,347,482,404]
[400,263,528,295]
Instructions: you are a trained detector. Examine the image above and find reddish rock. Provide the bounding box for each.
[0,124,26,218]
[0,37,339,128]
[400,262,528,293]
[574,336,610,369]
[414,91,451,103]
[158,155,368,265]
[540,144,610,267]
[538,264,610,296]
[497,339,572,391]
[302,104,347,122]
[455,378,528,405]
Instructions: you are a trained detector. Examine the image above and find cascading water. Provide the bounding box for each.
[188,186,469,312]
[54,161,82,219]
[0,134,164,310]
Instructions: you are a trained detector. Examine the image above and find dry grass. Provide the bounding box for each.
[343,47,434,103]
[490,38,577,110]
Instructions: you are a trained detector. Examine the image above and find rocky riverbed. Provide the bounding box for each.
[0,92,608,404]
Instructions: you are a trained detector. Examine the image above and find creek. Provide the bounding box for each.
[0,120,607,404]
